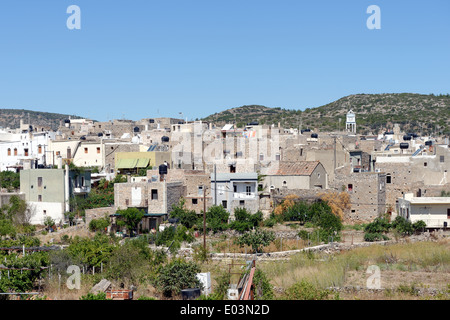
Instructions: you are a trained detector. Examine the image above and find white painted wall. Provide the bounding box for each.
[28,202,65,225]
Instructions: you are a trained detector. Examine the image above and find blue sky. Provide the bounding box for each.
[0,0,449,122]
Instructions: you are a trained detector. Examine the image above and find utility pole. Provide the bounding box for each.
[203,185,207,250]
[214,164,217,206]
[334,136,337,173]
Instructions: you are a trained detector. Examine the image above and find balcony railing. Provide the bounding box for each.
[74,186,91,194]
[413,218,449,229]
[233,192,256,199]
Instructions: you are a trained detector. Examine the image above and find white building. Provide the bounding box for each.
[397,193,450,229]
[346,110,356,133]
[0,128,55,171]
[211,172,259,217]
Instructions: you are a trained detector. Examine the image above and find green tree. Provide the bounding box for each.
[170,199,200,229]
[235,229,275,253]
[0,171,20,191]
[156,259,202,297]
[0,219,16,239]
[205,205,229,233]
[116,208,145,236]
[88,215,110,233]
[229,208,262,233]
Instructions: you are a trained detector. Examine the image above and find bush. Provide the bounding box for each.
[205,206,229,233]
[155,225,195,250]
[107,238,165,284]
[412,220,426,232]
[208,271,231,300]
[170,199,200,229]
[156,259,202,297]
[284,280,330,300]
[391,216,414,236]
[298,230,310,240]
[229,209,263,233]
[253,269,274,300]
[364,232,389,242]
[79,292,109,300]
[262,217,276,228]
[364,217,391,234]
[88,216,110,233]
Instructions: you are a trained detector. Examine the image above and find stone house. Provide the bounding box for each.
[334,171,386,223]
[262,161,328,192]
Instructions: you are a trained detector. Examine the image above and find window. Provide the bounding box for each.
[246,186,251,195]
[198,186,204,196]
[230,165,236,173]
[192,199,198,205]
[424,162,427,167]
[43,210,47,215]
[259,153,264,161]
[282,181,287,187]
[38,195,42,202]
[84,148,88,154]
[233,185,237,193]
[14,148,17,156]
[348,184,353,192]
[448,209,450,219]
[222,200,227,209]
[97,147,101,154]
[240,200,245,206]
[38,145,42,154]
[38,177,43,187]
[56,151,60,156]
[24,148,28,156]
[386,174,391,184]
[275,153,280,161]
[125,199,129,205]
[440,156,445,163]
[151,189,158,200]
[7,148,11,156]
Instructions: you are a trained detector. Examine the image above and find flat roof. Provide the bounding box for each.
[212,172,258,181]
[406,197,450,204]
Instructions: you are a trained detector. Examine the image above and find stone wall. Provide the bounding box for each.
[85,207,116,226]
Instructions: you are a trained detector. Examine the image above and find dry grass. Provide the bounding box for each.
[257,239,450,299]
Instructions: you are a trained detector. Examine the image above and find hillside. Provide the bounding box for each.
[0,109,85,131]
[202,93,450,135]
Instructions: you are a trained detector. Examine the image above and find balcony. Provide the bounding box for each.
[233,192,256,199]
[74,186,91,194]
